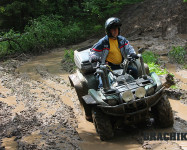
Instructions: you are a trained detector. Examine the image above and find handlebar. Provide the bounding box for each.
[94,54,139,76]
[93,61,102,69]
[127,55,138,61]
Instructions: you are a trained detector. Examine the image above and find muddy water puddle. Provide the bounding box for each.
[166,63,187,90]
[165,63,187,83]
[77,116,142,150]
[21,130,42,145]
[77,98,187,150]
[170,99,187,121]
[1,137,18,150]
[3,47,186,150]
[16,49,66,80]
[159,56,187,90]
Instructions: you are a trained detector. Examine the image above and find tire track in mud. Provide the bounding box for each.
[71,88,187,150]
[0,50,187,150]
[0,62,81,150]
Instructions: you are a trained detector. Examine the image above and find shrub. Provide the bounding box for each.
[0,30,22,57]
[142,51,168,75]
[142,51,159,64]
[168,46,186,64]
[64,49,74,62]
[0,0,144,58]
[0,15,88,57]
[170,85,179,89]
[147,63,168,75]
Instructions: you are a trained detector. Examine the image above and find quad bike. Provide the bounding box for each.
[69,47,174,141]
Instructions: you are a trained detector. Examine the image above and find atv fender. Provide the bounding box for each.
[88,89,108,106]
[69,73,85,105]
[69,73,92,120]
[82,95,98,105]
[82,89,109,106]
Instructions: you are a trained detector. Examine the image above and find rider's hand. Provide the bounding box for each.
[90,55,100,63]
[130,53,139,59]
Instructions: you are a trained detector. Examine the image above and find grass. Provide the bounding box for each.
[142,51,168,75]
[148,63,168,75]
[62,49,76,73]
[170,85,179,90]
[168,46,186,64]
[183,64,187,69]
[64,49,74,62]
[142,51,159,64]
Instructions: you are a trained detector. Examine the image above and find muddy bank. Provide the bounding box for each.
[0,57,80,149]
[0,0,187,149]
[0,44,187,150]
[116,0,187,58]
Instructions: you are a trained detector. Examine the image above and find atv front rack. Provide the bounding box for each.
[97,87,164,116]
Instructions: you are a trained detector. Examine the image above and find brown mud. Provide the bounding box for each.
[0,51,80,149]
[0,41,187,149]
[0,0,187,149]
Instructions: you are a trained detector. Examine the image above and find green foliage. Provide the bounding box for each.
[82,0,143,20]
[0,15,87,56]
[147,63,168,75]
[0,41,9,56]
[64,49,74,62]
[168,46,186,64]
[170,85,179,89]
[0,0,143,58]
[183,64,187,69]
[0,0,44,30]
[0,0,143,31]
[142,51,159,64]
[184,0,187,2]
[0,30,21,57]
[93,25,102,32]
[169,73,175,77]
[142,51,168,75]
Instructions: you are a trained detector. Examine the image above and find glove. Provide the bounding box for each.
[130,53,139,59]
[90,55,100,63]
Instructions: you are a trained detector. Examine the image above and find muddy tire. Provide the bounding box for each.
[92,107,114,141]
[152,94,174,128]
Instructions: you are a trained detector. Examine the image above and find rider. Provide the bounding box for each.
[89,17,139,83]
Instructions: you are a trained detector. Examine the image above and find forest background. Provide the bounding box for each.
[0,0,143,58]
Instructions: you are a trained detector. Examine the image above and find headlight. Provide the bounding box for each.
[122,90,134,102]
[135,87,146,98]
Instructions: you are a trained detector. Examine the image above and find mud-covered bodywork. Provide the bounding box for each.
[70,47,162,116]
[69,47,174,140]
[82,72,163,116]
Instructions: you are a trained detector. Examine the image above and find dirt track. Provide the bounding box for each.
[0,41,187,149]
[0,56,80,149]
[0,0,187,149]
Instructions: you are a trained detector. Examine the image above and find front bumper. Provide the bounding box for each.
[98,87,164,116]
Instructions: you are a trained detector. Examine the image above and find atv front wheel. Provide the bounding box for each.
[92,107,114,141]
[152,94,174,128]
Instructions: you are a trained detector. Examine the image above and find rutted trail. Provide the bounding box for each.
[0,53,80,149]
[0,44,186,149]
[0,0,187,148]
